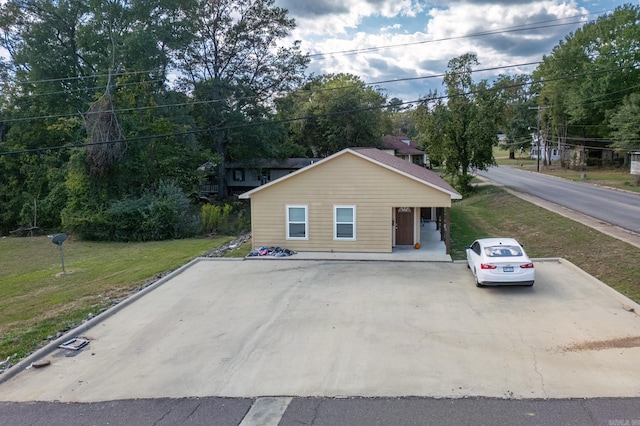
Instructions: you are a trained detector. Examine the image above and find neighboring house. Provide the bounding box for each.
[529,133,569,162]
[200,158,319,197]
[566,137,617,167]
[530,134,621,167]
[497,133,508,148]
[382,135,427,166]
[239,148,462,254]
[630,151,640,179]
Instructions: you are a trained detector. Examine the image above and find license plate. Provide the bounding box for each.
[503,266,514,272]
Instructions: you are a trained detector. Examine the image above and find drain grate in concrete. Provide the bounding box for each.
[59,337,89,351]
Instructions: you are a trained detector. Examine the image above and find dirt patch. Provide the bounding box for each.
[561,336,640,352]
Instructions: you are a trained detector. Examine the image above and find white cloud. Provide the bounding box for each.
[279,0,424,36]
[381,23,403,33]
[279,0,599,102]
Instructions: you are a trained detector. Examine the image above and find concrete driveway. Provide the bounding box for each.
[0,258,639,402]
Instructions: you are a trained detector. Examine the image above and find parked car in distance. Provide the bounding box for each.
[466,238,534,287]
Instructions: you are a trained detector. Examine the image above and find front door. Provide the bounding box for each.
[395,208,414,245]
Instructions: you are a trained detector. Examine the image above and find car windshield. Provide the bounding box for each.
[484,245,523,257]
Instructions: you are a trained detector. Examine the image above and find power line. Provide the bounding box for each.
[0,7,623,89]
[307,9,613,58]
[8,51,635,123]
[7,59,638,126]
[0,61,544,124]
[8,78,166,100]
[2,62,637,136]
[9,69,165,85]
[2,63,638,158]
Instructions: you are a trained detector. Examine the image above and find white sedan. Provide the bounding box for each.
[466,238,535,287]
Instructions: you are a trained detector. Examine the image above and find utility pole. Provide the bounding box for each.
[529,106,549,172]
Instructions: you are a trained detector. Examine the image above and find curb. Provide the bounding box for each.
[0,257,204,385]
[556,257,640,315]
[245,256,454,263]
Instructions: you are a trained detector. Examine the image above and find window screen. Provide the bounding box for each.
[335,206,355,240]
[287,206,307,239]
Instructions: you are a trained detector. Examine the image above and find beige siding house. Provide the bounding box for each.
[239,148,462,254]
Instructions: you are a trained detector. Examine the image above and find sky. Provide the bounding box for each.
[275,0,633,104]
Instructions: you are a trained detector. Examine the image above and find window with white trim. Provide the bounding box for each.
[334,205,356,240]
[286,205,308,239]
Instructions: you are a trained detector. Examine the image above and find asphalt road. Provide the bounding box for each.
[476,165,640,234]
[2,396,640,426]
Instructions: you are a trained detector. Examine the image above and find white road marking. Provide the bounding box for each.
[239,397,293,426]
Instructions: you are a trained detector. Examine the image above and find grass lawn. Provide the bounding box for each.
[542,169,640,193]
[0,236,233,361]
[451,185,640,303]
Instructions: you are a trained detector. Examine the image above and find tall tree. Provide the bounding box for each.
[277,73,389,157]
[534,5,640,143]
[609,93,640,164]
[386,98,417,137]
[492,74,537,159]
[0,0,199,234]
[415,54,497,193]
[178,0,308,196]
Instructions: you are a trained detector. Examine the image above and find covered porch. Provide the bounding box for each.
[288,220,451,262]
[390,219,450,261]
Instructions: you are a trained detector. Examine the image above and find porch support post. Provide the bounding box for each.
[445,207,451,255]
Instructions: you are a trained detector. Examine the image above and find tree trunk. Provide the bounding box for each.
[215,129,228,198]
[211,78,228,198]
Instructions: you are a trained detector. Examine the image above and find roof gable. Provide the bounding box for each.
[382,135,425,155]
[239,148,461,199]
[350,148,461,198]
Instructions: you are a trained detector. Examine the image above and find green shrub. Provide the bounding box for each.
[201,201,249,235]
[65,180,199,241]
[455,173,475,196]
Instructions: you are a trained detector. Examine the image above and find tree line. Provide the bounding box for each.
[0,1,638,239]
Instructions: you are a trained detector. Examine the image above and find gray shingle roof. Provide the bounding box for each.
[351,148,461,199]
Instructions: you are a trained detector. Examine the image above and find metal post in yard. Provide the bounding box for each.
[58,244,66,274]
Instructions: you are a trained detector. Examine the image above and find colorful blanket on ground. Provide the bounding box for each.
[247,246,297,257]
